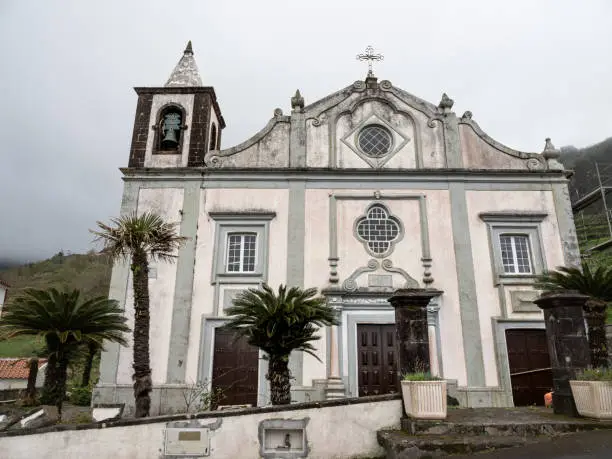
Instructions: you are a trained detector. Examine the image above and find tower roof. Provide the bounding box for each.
[165,41,203,87]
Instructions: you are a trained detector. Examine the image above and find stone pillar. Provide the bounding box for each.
[325,309,345,400]
[388,289,443,377]
[534,292,591,417]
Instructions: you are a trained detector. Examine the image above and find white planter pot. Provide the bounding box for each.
[570,380,612,419]
[401,380,447,420]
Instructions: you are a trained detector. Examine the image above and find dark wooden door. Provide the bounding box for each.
[211,328,259,408]
[357,324,399,396]
[506,329,553,406]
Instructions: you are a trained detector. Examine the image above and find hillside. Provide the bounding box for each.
[0,252,113,357]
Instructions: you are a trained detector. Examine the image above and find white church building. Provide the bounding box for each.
[95,43,580,414]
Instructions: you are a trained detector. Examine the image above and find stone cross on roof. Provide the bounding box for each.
[356,46,384,78]
[165,41,203,87]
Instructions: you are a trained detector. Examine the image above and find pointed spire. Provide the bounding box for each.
[165,41,202,87]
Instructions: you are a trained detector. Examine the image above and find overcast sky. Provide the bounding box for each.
[0,0,611,262]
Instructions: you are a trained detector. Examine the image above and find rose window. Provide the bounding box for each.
[357,125,393,157]
[355,204,402,256]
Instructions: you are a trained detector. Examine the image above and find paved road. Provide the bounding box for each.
[451,430,612,459]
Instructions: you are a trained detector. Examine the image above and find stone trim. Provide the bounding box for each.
[98,181,140,385]
[458,117,546,166]
[197,316,269,407]
[0,393,400,438]
[491,318,546,407]
[127,94,154,168]
[286,182,306,386]
[449,182,486,387]
[166,182,200,383]
[551,183,581,267]
[328,192,431,286]
[206,115,291,167]
[186,93,212,167]
[134,87,225,128]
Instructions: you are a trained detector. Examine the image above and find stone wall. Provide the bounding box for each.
[0,395,401,459]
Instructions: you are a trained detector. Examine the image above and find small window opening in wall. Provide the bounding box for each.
[210,123,217,151]
[160,109,182,150]
[226,233,257,272]
[499,234,533,274]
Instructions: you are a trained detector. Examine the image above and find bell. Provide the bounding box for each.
[161,127,179,149]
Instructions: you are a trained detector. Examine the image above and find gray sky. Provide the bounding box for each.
[1,0,611,262]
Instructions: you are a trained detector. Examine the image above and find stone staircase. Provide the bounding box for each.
[377,408,612,458]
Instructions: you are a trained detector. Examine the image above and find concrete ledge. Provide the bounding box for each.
[0,393,400,438]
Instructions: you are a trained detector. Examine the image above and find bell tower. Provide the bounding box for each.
[127,41,225,168]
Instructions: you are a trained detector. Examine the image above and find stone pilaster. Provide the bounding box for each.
[534,292,590,417]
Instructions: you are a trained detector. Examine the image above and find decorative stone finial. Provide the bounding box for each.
[542,138,560,159]
[274,108,283,117]
[165,41,202,87]
[291,89,304,111]
[438,93,454,112]
[461,111,473,121]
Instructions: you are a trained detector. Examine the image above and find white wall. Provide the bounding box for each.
[466,190,565,386]
[0,398,402,459]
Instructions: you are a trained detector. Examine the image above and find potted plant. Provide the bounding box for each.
[401,372,447,419]
[570,368,612,419]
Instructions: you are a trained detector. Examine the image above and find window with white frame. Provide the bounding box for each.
[226,233,257,273]
[499,234,533,274]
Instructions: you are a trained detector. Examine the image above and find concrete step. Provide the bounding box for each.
[377,430,535,458]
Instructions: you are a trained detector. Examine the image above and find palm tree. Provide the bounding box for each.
[536,264,612,368]
[0,289,129,418]
[224,284,338,405]
[92,212,187,417]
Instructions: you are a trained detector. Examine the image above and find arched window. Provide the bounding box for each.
[209,123,217,151]
[157,106,183,151]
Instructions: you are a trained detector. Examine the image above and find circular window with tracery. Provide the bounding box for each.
[357,125,393,157]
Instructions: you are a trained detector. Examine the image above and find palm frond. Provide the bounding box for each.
[224,283,338,360]
[91,211,188,263]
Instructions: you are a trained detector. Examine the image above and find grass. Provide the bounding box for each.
[401,372,442,381]
[0,335,44,358]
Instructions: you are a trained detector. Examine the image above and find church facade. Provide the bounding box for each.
[95,43,580,414]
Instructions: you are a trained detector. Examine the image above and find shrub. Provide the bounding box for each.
[70,386,92,406]
[401,372,442,381]
[576,368,612,381]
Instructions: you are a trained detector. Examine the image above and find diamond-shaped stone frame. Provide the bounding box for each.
[341,114,410,168]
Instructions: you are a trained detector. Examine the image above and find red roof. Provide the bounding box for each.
[0,358,47,379]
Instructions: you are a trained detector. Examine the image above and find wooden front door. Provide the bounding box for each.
[211,328,259,408]
[357,324,399,396]
[506,329,553,406]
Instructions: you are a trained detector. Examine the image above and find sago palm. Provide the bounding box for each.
[224,284,338,405]
[0,289,129,418]
[92,212,187,417]
[536,264,612,368]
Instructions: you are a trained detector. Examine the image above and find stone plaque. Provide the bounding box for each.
[510,290,540,313]
[165,427,209,457]
[368,274,393,288]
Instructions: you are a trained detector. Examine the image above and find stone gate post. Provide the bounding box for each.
[534,291,590,416]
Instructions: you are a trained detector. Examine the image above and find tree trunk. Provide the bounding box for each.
[131,249,152,418]
[267,354,291,405]
[41,351,58,404]
[55,348,69,420]
[81,342,98,387]
[24,358,39,402]
[583,300,609,368]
